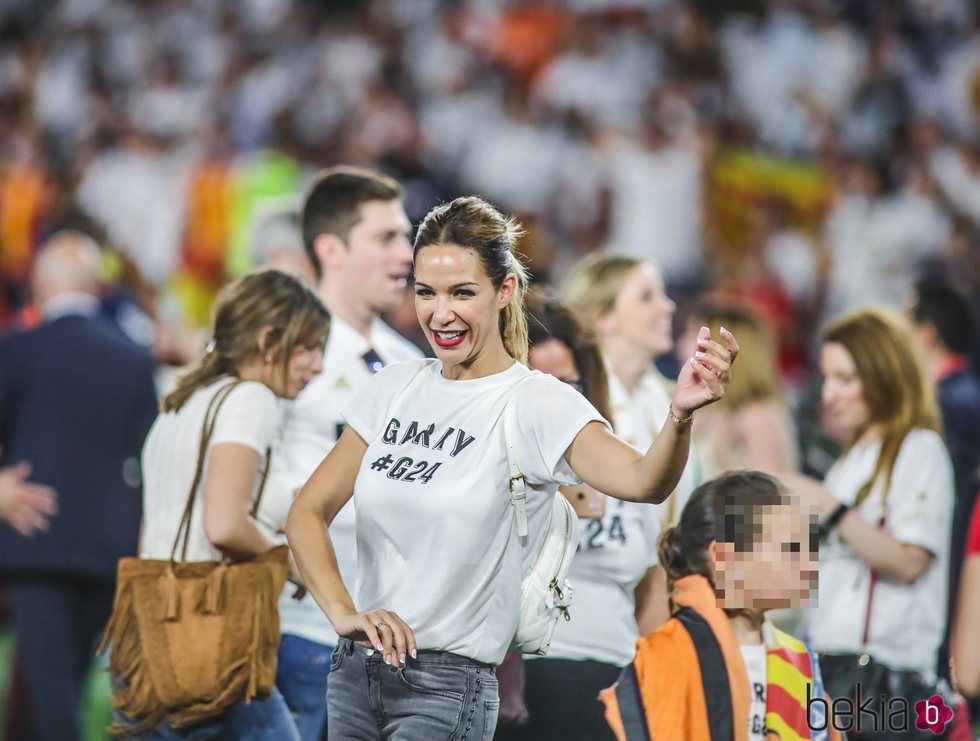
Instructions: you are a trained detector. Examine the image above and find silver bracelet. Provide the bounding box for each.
[667,406,694,426]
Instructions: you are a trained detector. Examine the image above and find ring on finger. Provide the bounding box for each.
[376,621,387,630]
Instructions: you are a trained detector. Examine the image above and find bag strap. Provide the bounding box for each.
[674,607,737,741]
[856,469,892,648]
[503,374,537,538]
[169,380,265,564]
[860,512,887,646]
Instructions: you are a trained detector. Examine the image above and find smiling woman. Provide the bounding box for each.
[563,253,704,633]
[413,197,530,370]
[285,196,739,741]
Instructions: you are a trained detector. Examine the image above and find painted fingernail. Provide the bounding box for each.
[690,357,698,366]
[411,649,418,659]
[366,649,375,657]
[376,643,384,652]
[400,653,407,664]
[720,326,730,335]
[695,351,706,358]
[385,654,392,665]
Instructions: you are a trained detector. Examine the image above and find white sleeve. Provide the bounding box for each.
[513,374,610,487]
[210,382,280,455]
[643,506,662,568]
[342,360,427,444]
[885,430,954,556]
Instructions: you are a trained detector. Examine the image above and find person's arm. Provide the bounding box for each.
[201,443,280,559]
[954,554,980,697]
[566,327,738,504]
[634,565,671,634]
[785,473,933,584]
[285,427,417,669]
[0,462,57,537]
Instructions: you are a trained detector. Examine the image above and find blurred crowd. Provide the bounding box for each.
[2,0,980,375]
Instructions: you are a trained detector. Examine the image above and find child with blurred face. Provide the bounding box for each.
[602,471,838,741]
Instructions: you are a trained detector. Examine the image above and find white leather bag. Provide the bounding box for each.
[503,378,580,655]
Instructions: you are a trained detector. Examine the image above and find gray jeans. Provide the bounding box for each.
[327,638,500,740]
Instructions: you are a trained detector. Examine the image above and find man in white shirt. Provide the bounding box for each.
[274,166,422,740]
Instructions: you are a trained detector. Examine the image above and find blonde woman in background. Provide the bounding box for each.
[564,253,704,631]
[677,303,799,479]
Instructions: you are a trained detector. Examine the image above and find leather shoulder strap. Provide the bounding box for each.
[170,379,242,563]
[250,447,272,519]
[503,372,538,538]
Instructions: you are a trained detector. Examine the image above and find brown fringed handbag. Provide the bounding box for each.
[98,380,290,734]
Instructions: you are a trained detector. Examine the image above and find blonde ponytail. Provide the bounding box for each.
[501,254,530,364]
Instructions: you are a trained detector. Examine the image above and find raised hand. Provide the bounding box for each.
[672,326,739,417]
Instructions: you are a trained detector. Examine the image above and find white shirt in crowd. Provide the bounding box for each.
[805,428,954,677]
[343,359,607,665]
[533,498,659,667]
[274,316,423,647]
[141,378,290,561]
[607,364,700,531]
[741,643,768,741]
[533,364,697,668]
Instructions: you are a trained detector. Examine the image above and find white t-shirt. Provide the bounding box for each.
[275,317,422,646]
[741,643,768,741]
[141,378,287,561]
[607,365,700,535]
[343,359,606,665]
[531,365,697,667]
[532,498,660,666]
[806,429,954,676]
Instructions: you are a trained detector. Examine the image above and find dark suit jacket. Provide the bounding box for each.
[0,314,158,582]
[939,369,980,620]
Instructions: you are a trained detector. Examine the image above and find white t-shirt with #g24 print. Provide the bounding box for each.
[342,359,607,665]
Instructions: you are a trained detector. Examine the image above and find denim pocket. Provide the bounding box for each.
[328,642,347,672]
[396,664,467,701]
[479,699,501,741]
[393,664,467,738]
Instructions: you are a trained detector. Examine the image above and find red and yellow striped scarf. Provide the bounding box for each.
[763,622,834,740]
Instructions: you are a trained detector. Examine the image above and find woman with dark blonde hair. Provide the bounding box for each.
[790,307,954,739]
[677,303,798,478]
[134,268,330,738]
[286,196,738,739]
[563,253,704,631]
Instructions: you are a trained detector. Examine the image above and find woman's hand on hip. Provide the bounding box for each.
[333,608,417,669]
[672,326,739,416]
